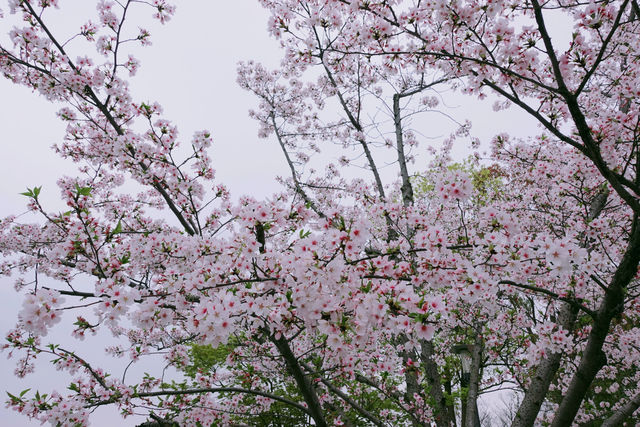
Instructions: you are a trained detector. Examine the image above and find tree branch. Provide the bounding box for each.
[101,387,312,416]
[511,303,578,427]
[20,0,197,235]
[300,362,387,427]
[271,334,328,427]
[601,391,640,427]
[270,113,326,219]
[498,280,596,319]
[393,92,414,207]
[575,1,630,96]
[551,215,640,426]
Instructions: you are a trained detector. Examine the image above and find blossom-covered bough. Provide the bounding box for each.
[1,0,639,425]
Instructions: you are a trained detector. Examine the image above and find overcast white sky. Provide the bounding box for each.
[0,1,543,425]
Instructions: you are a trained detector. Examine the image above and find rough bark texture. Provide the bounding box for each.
[420,340,455,427]
[464,338,483,427]
[513,178,609,426]
[601,391,640,427]
[550,217,640,427]
[511,303,578,427]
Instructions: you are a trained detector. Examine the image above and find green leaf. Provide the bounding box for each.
[20,186,42,198]
[299,229,311,238]
[6,392,20,403]
[20,189,34,198]
[112,220,122,235]
[74,184,92,197]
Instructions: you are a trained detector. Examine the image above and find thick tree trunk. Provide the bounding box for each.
[511,303,578,427]
[464,338,482,427]
[444,377,457,427]
[550,217,640,426]
[421,340,455,427]
[513,184,609,426]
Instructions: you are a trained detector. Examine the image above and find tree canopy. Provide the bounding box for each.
[1,0,639,426]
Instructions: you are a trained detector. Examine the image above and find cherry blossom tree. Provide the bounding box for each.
[0,1,639,426]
